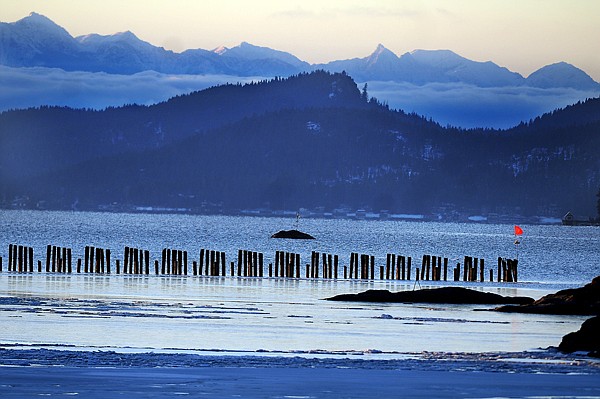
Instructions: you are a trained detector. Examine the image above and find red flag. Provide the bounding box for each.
[514,225,523,236]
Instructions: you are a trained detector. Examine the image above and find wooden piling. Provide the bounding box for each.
[51,245,57,273]
[204,249,210,276]
[512,259,519,283]
[385,254,391,280]
[334,255,338,279]
[104,249,110,274]
[28,247,34,273]
[13,244,18,272]
[259,253,264,277]
[66,248,72,273]
[146,250,151,275]
[479,258,484,282]
[8,244,12,271]
[497,257,502,283]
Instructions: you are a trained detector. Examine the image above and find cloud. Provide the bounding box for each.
[272,5,422,20]
[1,65,598,129]
[365,80,600,129]
[0,66,264,112]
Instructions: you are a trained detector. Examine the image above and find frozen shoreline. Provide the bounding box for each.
[1,348,599,398]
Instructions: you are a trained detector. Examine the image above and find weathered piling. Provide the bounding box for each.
[7,244,12,271]
[8,244,35,273]
[3,242,520,285]
[497,257,502,282]
[479,258,484,282]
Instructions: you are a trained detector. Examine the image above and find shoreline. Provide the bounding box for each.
[1,348,599,398]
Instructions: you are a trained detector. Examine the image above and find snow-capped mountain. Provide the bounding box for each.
[75,31,177,74]
[320,44,435,84]
[0,13,306,76]
[1,12,599,90]
[215,41,309,69]
[409,49,524,87]
[0,12,81,68]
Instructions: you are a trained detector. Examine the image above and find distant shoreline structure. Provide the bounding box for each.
[562,212,600,226]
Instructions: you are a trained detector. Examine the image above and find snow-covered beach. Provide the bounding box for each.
[1,348,599,398]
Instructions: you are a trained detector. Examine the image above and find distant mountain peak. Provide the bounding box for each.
[14,11,71,37]
[22,12,57,25]
[212,45,228,55]
[526,62,600,90]
[371,43,395,56]
[366,44,398,65]
[217,41,308,69]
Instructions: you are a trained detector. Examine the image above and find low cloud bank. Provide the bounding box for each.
[0,66,263,111]
[1,66,598,129]
[366,80,600,129]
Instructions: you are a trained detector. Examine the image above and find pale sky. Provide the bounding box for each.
[2,0,599,81]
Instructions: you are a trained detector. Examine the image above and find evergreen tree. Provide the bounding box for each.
[597,187,600,221]
[361,83,368,102]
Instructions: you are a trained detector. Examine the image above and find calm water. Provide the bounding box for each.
[1,210,599,357]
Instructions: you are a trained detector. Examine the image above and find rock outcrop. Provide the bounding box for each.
[325,287,534,305]
[558,316,600,356]
[495,276,600,315]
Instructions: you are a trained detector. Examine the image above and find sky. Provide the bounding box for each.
[2,0,600,81]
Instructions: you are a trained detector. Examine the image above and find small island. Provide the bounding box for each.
[271,229,316,240]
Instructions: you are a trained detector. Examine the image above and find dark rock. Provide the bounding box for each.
[558,316,600,356]
[271,229,315,239]
[495,275,600,315]
[325,287,534,305]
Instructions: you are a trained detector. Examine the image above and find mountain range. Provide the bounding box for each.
[1,71,599,220]
[1,12,599,90]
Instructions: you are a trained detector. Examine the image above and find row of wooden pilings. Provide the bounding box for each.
[1,244,518,282]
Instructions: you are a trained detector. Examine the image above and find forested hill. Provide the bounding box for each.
[0,71,374,179]
[1,71,599,219]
